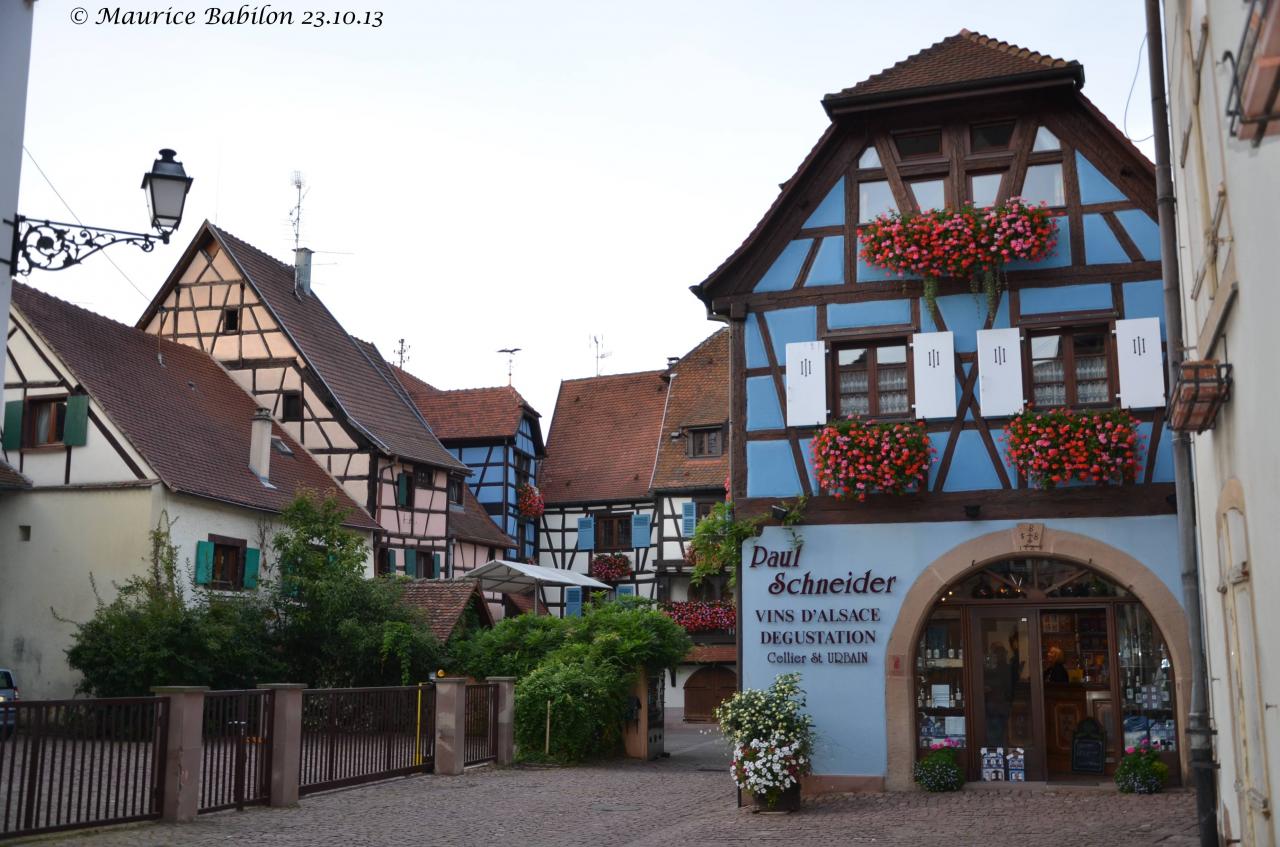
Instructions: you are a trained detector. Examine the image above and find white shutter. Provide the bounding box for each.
[976,328,1024,417]
[1115,317,1166,409]
[785,341,827,427]
[911,331,956,419]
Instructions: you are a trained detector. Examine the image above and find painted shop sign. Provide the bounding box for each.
[749,542,896,666]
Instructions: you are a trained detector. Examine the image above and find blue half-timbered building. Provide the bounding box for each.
[693,32,1189,792]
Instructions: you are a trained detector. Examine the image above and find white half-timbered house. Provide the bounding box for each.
[135,223,471,578]
[0,283,378,698]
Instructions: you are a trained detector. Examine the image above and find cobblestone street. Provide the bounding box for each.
[37,719,1197,847]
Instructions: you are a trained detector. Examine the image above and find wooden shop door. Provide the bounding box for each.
[684,666,737,722]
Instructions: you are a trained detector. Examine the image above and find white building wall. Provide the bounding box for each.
[0,0,34,389]
[1166,2,1280,843]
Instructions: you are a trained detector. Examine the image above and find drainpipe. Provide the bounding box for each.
[1144,2,1218,844]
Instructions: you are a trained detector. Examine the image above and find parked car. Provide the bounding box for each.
[0,668,17,737]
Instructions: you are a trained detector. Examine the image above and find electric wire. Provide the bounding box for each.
[1124,33,1156,144]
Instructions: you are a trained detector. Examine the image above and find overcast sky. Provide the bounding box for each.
[18,1,1155,421]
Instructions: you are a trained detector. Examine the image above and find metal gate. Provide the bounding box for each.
[299,685,434,794]
[199,690,273,813]
[463,684,498,766]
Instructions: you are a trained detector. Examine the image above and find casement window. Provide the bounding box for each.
[686,426,724,458]
[414,466,435,490]
[195,535,260,591]
[1,395,90,451]
[969,172,1004,207]
[833,341,911,419]
[376,547,396,577]
[515,452,532,484]
[695,500,716,522]
[595,514,633,552]
[1026,327,1113,408]
[447,477,463,505]
[280,391,303,422]
[27,398,67,447]
[222,307,241,333]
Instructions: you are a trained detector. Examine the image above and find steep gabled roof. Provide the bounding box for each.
[0,459,31,490]
[12,284,377,529]
[823,30,1082,113]
[540,369,669,505]
[650,329,730,492]
[399,580,494,642]
[452,484,516,549]
[139,223,467,474]
[392,366,542,447]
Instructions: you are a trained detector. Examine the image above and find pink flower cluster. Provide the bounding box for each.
[1003,407,1143,489]
[661,600,736,633]
[516,483,545,519]
[588,553,632,583]
[811,418,935,502]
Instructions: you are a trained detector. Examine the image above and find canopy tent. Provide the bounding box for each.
[453,559,611,614]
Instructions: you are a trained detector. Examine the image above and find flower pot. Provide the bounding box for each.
[752,782,801,813]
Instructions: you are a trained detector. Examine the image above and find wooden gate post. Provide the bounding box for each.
[151,686,208,822]
[490,677,516,765]
[433,678,466,775]
[258,684,305,807]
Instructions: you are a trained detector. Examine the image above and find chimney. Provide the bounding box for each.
[249,407,272,483]
[294,247,313,296]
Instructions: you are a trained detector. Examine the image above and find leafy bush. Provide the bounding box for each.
[1115,740,1169,794]
[913,748,964,792]
[689,501,763,588]
[457,613,570,680]
[568,597,691,674]
[513,653,628,762]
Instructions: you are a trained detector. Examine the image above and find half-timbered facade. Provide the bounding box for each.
[0,283,377,698]
[393,369,544,562]
[694,32,1190,791]
[135,223,471,576]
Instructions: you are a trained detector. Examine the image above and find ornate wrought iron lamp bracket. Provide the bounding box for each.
[4,215,169,275]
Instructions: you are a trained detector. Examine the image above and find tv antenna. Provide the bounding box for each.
[497,348,521,385]
[590,335,612,377]
[394,338,411,368]
[289,170,308,251]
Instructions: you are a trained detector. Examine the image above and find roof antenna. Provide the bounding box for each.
[394,338,411,368]
[590,335,611,377]
[497,348,521,385]
[289,170,306,251]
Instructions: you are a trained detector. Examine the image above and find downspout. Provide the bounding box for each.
[1144,2,1218,844]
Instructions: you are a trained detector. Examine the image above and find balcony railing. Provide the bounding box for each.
[1224,0,1280,145]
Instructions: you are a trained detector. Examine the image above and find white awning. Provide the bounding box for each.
[453,559,611,594]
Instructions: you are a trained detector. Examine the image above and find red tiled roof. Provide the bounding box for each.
[451,484,515,548]
[504,591,547,615]
[650,330,730,492]
[824,30,1081,109]
[686,645,736,664]
[539,369,669,505]
[12,284,377,529]
[392,366,541,444]
[399,580,494,642]
[0,459,31,490]
[144,224,467,474]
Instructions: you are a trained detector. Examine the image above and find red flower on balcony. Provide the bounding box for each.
[516,483,545,519]
[811,418,934,502]
[589,553,632,583]
[1003,408,1143,489]
[662,600,736,633]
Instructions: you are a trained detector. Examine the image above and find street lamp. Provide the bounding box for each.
[4,148,193,274]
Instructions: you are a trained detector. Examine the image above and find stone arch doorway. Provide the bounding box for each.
[684,666,737,722]
[882,525,1190,789]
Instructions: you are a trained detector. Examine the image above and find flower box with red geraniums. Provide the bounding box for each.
[811,418,935,502]
[1003,408,1143,489]
[858,198,1058,318]
[662,600,736,634]
[516,483,545,519]
[588,553,632,583]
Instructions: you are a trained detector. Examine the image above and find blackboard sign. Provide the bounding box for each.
[1071,737,1106,774]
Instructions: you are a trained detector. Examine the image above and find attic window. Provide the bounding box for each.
[857,146,882,169]
[271,436,292,456]
[687,426,724,458]
[281,391,303,422]
[970,120,1016,151]
[1032,126,1061,151]
[893,129,942,159]
[222,307,240,333]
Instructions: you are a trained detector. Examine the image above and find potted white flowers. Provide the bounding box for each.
[714,673,815,813]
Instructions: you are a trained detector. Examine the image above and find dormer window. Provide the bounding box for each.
[687,426,724,459]
[894,129,942,159]
[970,120,1016,152]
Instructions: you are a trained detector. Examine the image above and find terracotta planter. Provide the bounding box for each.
[752,782,802,813]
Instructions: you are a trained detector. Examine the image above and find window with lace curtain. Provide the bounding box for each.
[1028,327,1113,408]
[833,340,911,419]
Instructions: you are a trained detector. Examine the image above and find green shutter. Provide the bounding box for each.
[404,548,417,578]
[2,401,22,451]
[243,548,261,589]
[385,548,398,576]
[62,395,89,447]
[431,552,441,579]
[396,472,410,507]
[195,541,214,585]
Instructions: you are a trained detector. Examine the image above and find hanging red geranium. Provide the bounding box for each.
[858,198,1058,318]
[810,418,934,502]
[589,553,632,583]
[662,600,736,633]
[1003,408,1143,489]
[516,483,544,519]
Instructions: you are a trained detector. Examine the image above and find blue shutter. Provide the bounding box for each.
[404,548,417,578]
[1,401,22,451]
[431,553,441,579]
[630,514,651,549]
[194,541,214,585]
[681,502,698,537]
[564,586,582,617]
[615,584,637,598]
[243,548,261,589]
[62,395,89,447]
[576,516,595,551]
